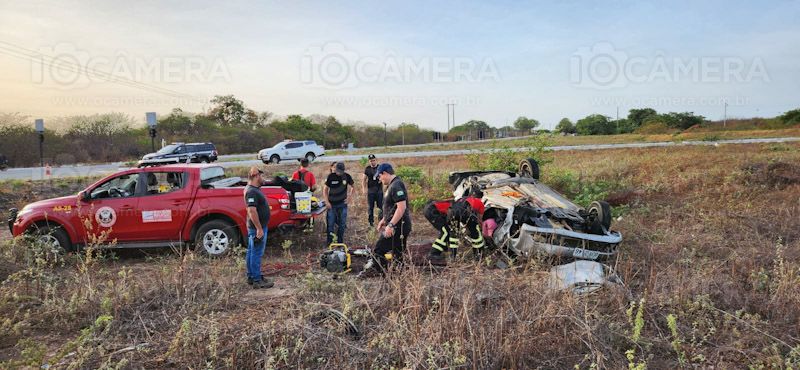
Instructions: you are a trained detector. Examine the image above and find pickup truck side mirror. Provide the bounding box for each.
[79,190,90,202]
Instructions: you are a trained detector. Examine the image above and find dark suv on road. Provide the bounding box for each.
[138,142,218,167]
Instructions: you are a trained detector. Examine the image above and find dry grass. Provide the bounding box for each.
[1,142,800,368]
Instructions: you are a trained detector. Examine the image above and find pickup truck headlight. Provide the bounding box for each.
[16,207,33,217]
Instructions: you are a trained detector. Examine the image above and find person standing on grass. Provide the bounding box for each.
[362,154,383,226]
[359,163,412,277]
[292,158,317,192]
[323,162,354,245]
[244,166,274,289]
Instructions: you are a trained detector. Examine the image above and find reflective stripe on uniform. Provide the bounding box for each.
[448,237,459,249]
[433,227,448,252]
[469,225,485,249]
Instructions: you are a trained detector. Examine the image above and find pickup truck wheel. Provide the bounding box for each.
[305,152,316,162]
[196,220,239,257]
[29,224,72,253]
[269,155,280,164]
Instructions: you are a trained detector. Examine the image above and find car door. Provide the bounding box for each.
[286,142,303,159]
[136,171,192,242]
[170,145,189,162]
[78,172,143,242]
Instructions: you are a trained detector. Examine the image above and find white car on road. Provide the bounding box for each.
[258,140,325,164]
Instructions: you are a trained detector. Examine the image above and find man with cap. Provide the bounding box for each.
[362,154,383,226]
[323,162,354,245]
[359,163,412,276]
[244,166,274,289]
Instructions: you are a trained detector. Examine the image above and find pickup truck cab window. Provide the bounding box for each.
[144,172,185,195]
[90,174,141,199]
[200,167,226,185]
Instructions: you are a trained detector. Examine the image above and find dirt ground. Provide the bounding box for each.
[2,142,800,369]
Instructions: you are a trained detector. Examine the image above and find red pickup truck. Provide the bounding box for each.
[7,164,324,256]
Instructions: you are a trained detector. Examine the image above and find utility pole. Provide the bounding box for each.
[383,122,387,147]
[446,104,451,132]
[446,103,456,131]
[723,101,728,128]
[401,124,405,145]
[35,119,44,168]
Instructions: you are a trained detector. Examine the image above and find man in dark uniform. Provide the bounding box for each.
[244,166,273,289]
[359,163,412,276]
[362,154,383,226]
[323,162,354,245]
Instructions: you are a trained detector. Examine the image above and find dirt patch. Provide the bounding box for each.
[0,260,19,283]
[742,161,800,189]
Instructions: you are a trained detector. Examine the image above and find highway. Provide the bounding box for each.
[2,136,798,181]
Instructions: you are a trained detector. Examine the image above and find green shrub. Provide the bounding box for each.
[467,134,552,173]
[396,166,424,184]
[544,167,626,209]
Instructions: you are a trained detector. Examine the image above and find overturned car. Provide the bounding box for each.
[449,159,622,262]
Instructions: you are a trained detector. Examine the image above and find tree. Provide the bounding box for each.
[576,114,615,135]
[513,116,539,131]
[555,118,576,134]
[449,120,493,139]
[660,112,705,130]
[779,108,800,125]
[207,95,271,129]
[627,108,657,128]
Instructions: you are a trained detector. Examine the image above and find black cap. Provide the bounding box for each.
[368,154,376,159]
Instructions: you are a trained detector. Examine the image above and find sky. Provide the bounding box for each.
[0,0,798,131]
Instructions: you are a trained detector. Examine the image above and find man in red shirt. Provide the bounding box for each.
[291,158,317,192]
[423,196,485,262]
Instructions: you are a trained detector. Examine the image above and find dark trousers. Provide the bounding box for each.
[326,203,348,245]
[373,221,410,273]
[366,191,383,225]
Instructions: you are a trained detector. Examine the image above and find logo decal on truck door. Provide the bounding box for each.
[95,206,116,228]
[142,210,172,223]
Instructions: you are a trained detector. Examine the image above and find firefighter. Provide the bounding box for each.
[424,196,485,262]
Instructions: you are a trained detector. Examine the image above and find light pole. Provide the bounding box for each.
[35,119,44,168]
[146,112,157,152]
[383,122,387,147]
[401,123,405,145]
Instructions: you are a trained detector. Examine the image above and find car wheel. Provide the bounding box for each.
[29,224,72,253]
[269,155,280,164]
[305,152,316,162]
[195,219,239,257]
[588,200,612,234]
[518,158,540,180]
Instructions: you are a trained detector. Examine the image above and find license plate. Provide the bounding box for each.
[573,248,600,260]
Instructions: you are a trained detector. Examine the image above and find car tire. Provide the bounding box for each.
[518,158,540,180]
[305,152,316,162]
[195,219,239,257]
[29,224,72,253]
[269,155,280,164]
[588,200,612,234]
